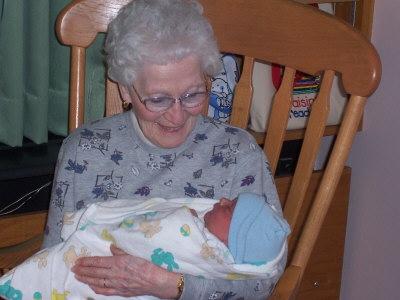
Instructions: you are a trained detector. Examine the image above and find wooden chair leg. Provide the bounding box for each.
[269,265,302,300]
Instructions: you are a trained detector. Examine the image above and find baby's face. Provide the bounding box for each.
[204,197,238,246]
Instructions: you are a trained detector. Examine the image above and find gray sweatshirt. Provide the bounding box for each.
[43,112,285,299]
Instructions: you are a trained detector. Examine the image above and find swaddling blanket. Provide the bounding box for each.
[0,197,286,300]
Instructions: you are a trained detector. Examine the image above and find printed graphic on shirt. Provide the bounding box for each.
[110,149,124,165]
[225,127,239,135]
[184,183,214,198]
[183,152,194,159]
[210,139,239,168]
[79,128,111,155]
[146,153,176,171]
[203,117,224,128]
[135,186,151,197]
[208,291,239,300]
[65,159,88,174]
[194,133,208,143]
[91,170,123,200]
[240,175,256,186]
[53,181,69,211]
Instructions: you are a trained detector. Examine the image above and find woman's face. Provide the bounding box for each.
[120,55,206,148]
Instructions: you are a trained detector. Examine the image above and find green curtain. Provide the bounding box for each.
[0,0,106,147]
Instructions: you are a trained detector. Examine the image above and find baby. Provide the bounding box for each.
[195,194,290,264]
[0,193,290,300]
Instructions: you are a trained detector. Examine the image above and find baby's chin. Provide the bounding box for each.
[203,211,210,223]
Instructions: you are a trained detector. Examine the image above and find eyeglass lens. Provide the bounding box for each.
[144,92,208,112]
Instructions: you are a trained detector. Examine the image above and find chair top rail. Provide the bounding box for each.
[57,0,381,97]
[56,0,130,47]
[201,0,381,97]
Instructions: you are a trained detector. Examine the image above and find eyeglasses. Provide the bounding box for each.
[132,85,209,113]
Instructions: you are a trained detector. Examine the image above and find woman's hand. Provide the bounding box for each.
[71,244,181,298]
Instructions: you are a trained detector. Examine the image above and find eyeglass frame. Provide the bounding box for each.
[130,82,210,113]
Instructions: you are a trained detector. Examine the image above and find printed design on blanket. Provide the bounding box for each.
[200,242,222,264]
[180,224,191,236]
[119,218,135,228]
[226,273,253,280]
[62,213,76,226]
[63,246,91,268]
[32,250,50,269]
[51,289,70,300]
[139,220,162,238]
[33,291,42,300]
[0,198,286,300]
[151,248,179,271]
[101,229,116,244]
[0,280,22,300]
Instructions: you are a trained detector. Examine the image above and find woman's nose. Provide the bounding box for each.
[164,102,185,124]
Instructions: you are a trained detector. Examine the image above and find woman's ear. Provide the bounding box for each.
[118,84,133,104]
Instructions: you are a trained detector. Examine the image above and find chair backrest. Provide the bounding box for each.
[2,0,381,297]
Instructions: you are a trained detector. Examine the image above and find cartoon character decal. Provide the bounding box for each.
[208,54,240,122]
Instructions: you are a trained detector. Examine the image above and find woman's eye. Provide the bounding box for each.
[149,97,170,104]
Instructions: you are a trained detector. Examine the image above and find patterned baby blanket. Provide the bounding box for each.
[0,197,285,300]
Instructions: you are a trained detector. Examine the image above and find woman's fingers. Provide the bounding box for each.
[72,256,113,285]
[74,255,113,268]
[110,244,127,256]
[74,272,105,287]
[72,246,180,298]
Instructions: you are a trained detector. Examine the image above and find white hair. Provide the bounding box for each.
[105,0,222,85]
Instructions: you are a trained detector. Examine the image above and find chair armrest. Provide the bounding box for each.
[269,265,302,300]
[0,233,44,272]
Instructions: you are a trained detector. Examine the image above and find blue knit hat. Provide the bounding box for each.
[228,193,290,264]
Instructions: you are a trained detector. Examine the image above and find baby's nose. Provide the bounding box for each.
[220,197,230,205]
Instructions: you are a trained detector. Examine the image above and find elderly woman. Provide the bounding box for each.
[43,0,285,299]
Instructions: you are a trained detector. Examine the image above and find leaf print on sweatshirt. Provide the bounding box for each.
[135,186,151,197]
[65,159,88,174]
[241,175,255,186]
[194,133,208,143]
[225,127,239,135]
[193,169,202,179]
[111,149,123,165]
